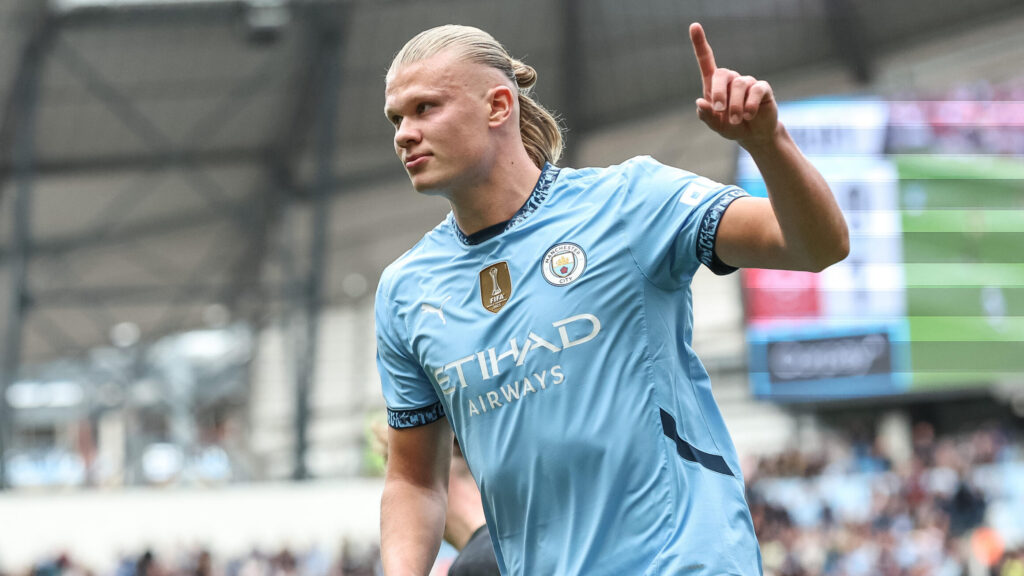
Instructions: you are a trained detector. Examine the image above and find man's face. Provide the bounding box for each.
[384,51,499,194]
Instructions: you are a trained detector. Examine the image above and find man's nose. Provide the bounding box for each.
[394,122,419,149]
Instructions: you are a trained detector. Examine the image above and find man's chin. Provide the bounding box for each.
[409,174,447,196]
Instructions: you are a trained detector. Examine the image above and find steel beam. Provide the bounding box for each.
[49,38,270,231]
[217,0,339,328]
[48,34,298,339]
[30,283,259,306]
[824,0,872,84]
[293,11,343,481]
[0,3,48,209]
[0,162,403,261]
[1,20,53,491]
[0,147,264,178]
[559,0,583,166]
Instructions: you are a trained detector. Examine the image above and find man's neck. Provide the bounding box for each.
[450,155,542,236]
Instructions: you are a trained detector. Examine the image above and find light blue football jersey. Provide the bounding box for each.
[376,156,762,576]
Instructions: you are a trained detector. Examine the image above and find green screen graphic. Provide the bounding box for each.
[741,97,1024,400]
[896,154,1024,390]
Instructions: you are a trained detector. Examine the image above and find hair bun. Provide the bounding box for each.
[511,59,537,90]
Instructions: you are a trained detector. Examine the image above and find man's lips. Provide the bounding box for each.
[405,153,430,169]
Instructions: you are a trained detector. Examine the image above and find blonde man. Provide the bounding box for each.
[377,23,848,576]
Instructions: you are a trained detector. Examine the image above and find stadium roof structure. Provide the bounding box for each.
[1,0,1023,371]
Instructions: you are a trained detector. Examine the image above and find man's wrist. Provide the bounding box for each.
[738,122,789,158]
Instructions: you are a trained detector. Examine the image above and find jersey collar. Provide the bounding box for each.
[450,162,561,246]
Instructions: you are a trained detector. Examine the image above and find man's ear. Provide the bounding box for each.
[487,85,516,128]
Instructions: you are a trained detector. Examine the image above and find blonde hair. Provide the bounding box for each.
[388,25,563,169]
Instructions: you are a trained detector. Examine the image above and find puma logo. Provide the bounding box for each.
[421,296,451,325]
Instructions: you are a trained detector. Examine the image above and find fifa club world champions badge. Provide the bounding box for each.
[479,261,513,313]
[542,242,587,286]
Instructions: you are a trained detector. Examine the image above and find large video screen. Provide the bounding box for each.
[737,97,1024,401]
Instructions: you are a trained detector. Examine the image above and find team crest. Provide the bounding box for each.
[479,261,512,313]
[542,242,587,286]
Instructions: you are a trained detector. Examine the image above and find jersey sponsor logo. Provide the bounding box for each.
[429,313,601,395]
[420,295,451,325]
[542,242,586,286]
[479,261,512,313]
[465,366,565,417]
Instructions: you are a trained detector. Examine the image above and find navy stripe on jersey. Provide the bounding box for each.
[696,188,748,276]
[659,408,734,477]
[388,402,446,429]
[463,220,511,245]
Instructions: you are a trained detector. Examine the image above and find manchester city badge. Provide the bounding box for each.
[542,242,587,286]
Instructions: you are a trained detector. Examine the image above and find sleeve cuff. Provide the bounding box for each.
[387,402,446,429]
[696,188,749,276]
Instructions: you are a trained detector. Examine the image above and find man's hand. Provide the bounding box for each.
[688,23,848,272]
[690,22,778,148]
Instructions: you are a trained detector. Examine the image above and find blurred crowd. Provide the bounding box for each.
[3,423,1022,576]
[1,544,382,576]
[747,423,1024,576]
[886,78,1024,155]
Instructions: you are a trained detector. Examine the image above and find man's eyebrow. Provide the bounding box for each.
[398,87,445,102]
[383,98,405,120]
[384,87,446,118]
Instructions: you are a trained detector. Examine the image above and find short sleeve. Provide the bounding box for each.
[375,269,445,429]
[620,156,748,288]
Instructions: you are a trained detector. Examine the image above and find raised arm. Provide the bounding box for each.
[689,23,849,272]
[381,417,453,575]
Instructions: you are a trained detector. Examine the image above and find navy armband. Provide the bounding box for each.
[696,188,748,276]
[387,402,446,429]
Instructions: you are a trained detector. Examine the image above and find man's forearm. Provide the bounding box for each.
[743,124,850,271]
[381,477,448,575]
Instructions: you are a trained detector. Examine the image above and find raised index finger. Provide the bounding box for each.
[689,22,717,98]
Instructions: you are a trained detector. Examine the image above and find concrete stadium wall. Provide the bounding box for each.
[0,478,384,573]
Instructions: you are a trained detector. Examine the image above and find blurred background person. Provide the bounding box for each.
[372,423,499,576]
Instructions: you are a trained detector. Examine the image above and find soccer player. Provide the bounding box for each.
[376,22,849,576]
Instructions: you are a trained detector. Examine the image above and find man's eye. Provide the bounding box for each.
[417,103,433,114]
[390,115,402,127]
